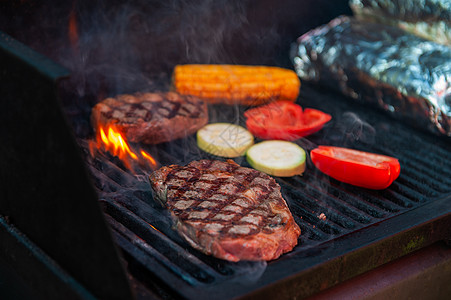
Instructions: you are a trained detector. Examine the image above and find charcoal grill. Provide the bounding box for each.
[1,1,451,299]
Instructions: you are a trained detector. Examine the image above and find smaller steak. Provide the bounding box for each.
[149,159,301,262]
[91,91,208,144]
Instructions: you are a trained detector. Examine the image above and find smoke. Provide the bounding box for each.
[55,0,263,99]
[227,260,267,284]
[334,112,376,147]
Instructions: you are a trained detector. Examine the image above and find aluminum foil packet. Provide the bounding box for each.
[291,16,451,137]
[349,0,451,46]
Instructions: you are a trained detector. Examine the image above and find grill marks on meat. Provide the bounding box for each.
[91,92,208,144]
[150,160,301,262]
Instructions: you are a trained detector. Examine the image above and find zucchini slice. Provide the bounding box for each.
[197,123,254,158]
[246,140,306,177]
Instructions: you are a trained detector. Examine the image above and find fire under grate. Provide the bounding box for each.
[82,83,451,300]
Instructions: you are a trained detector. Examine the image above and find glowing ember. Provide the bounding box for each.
[68,3,79,56]
[92,123,158,172]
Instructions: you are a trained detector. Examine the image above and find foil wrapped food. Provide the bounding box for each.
[291,16,451,137]
[349,0,451,46]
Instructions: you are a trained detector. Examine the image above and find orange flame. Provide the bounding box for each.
[100,126,138,160]
[141,150,157,167]
[92,123,158,172]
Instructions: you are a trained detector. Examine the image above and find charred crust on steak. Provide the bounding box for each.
[149,159,301,262]
[91,91,208,144]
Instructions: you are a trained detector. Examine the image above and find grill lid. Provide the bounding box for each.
[0,31,134,299]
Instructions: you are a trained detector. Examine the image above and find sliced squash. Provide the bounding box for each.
[197,123,254,158]
[246,140,306,177]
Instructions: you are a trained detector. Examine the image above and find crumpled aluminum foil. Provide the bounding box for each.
[349,0,451,46]
[291,16,451,137]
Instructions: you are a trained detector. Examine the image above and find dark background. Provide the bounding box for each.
[0,0,352,93]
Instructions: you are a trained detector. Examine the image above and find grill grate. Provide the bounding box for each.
[83,83,451,299]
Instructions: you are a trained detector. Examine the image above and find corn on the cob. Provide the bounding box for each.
[173,64,301,106]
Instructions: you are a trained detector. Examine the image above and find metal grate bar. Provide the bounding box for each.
[105,214,204,286]
[374,189,415,208]
[306,177,389,219]
[395,173,441,197]
[102,200,224,285]
[283,175,373,215]
[295,218,329,241]
[283,184,364,229]
[389,181,431,203]
[288,200,343,235]
[342,186,403,213]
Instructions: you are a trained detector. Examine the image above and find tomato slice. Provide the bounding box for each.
[310,146,401,189]
[244,101,331,141]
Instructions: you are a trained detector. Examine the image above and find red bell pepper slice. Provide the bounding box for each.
[244,101,332,141]
[310,146,401,189]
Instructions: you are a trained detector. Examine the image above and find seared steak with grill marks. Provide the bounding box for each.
[149,159,301,262]
[91,91,208,144]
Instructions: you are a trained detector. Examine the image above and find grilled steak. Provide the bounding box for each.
[91,91,208,144]
[149,159,301,262]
